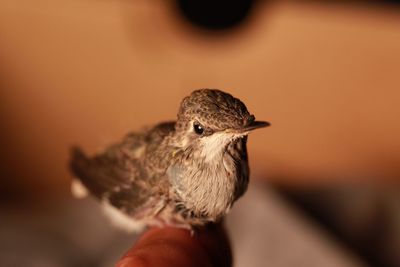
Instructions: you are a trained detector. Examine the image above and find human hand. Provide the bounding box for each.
[116,224,232,267]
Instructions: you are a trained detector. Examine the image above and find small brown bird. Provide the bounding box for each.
[70,89,269,232]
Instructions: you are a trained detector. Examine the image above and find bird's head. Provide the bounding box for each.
[175,89,269,161]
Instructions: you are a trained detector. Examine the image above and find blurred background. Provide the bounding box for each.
[0,0,399,266]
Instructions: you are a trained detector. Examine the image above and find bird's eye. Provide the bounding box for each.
[193,122,204,135]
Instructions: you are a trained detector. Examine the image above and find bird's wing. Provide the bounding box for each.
[70,122,176,214]
[225,136,249,201]
[70,132,153,214]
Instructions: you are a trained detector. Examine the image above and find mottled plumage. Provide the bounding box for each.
[70,89,269,232]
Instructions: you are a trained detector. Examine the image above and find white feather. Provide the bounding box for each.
[101,202,146,233]
[200,132,233,162]
[71,179,88,199]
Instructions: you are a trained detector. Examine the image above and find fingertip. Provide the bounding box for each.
[116,225,231,267]
[116,255,149,267]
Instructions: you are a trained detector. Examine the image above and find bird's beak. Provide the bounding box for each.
[227,121,270,134]
[242,120,270,132]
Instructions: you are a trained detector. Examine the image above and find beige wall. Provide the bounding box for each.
[1,1,399,198]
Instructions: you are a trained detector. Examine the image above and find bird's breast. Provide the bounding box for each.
[167,154,238,220]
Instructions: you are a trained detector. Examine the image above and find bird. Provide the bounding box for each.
[69,89,269,232]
